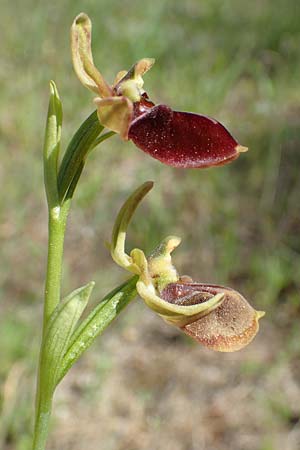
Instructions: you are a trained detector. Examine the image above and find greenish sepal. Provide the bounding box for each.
[43,81,62,208]
[159,294,225,326]
[111,181,154,273]
[136,280,225,326]
[40,281,94,394]
[57,276,138,384]
[71,13,113,97]
[57,110,103,203]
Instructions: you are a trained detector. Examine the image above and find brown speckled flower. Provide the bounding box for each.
[110,182,264,352]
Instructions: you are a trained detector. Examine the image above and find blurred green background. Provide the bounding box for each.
[1,0,300,449]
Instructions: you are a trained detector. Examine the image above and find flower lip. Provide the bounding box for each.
[161,282,235,299]
[160,282,229,306]
[128,105,246,168]
[161,280,265,352]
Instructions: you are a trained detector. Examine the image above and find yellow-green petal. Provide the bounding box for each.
[136,279,225,326]
[94,96,133,139]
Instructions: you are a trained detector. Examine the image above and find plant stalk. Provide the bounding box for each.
[32,400,53,450]
[43,202,70,327]
[32,201,70,450]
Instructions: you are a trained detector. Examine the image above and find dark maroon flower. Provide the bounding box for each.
[72,13,248,168]
[129,99,246,168]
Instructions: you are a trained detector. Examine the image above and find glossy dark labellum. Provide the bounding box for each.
[161,282,261,352]
[129,98,244,168]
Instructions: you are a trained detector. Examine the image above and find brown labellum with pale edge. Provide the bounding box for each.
[161,282,264,352]
[129,104,247,168]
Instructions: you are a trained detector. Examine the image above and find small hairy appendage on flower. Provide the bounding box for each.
[109,182,264,352]
[71,13,248,168]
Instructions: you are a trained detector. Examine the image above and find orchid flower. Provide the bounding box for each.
[110,182,264,352]
[71,13,248,168]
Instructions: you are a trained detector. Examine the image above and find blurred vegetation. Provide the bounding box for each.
[1,0,300,449]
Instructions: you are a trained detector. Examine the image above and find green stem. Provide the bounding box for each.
[33,109,116,450]
[43,202,70,326]
[33,202,70,450]
[32,399,53,450]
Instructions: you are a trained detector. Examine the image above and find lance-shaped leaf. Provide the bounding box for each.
[57,110,104,202]
[128,105,248,168]
[43,81,62,207]
[57,276,138,383]
[40,282,94,395]
[161,282,265,351]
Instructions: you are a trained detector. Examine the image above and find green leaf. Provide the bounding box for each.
[57,276,138,384]
[40,282,94,395]
[57,110,103,203]
[43,81,62,208]
[90,130,116,150]
[62,132,116,200]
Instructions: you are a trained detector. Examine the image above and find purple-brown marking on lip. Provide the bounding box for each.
[161,282,262,352]
[129,104,246,168]
[161,281,218,306]
[132,94,155,120]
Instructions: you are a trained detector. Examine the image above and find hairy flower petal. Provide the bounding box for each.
[162,282,264,351]
[128,105,247,168]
